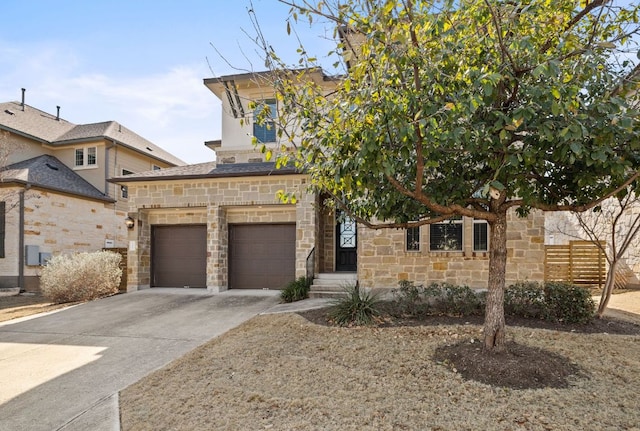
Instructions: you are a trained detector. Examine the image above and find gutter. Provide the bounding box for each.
[0,125,49,145]
[0,180,115,204]
[105,140,116,195]
[107,168,301,184]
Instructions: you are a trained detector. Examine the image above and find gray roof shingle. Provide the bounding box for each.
[1,154,114,202]
[0,101,185,166]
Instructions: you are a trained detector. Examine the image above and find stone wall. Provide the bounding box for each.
[358,210,546,289]
[125,174,315,292]
[0,186,128,291]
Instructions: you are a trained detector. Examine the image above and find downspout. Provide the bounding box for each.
[105,140,119,248]
[18,189,25,291]
[105,141,116,195]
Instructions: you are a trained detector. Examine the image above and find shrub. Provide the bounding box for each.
[329,285,381,326]
[280,277,311,303]
[504,281,546,319]
[543,282,595,324]
[392,281,484,317]
[435,283,484,316]
[40,251,122,303]
[392,280,432,317]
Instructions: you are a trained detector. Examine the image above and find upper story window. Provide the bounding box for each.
[75,147,97,168]
[406,226,420,252]
[253,99,277,143]
[473,219,489,252]
[152,165,162,171]
[121,169,134,199]
[430,217,463,251]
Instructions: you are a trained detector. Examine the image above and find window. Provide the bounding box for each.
[152,165,161,171]
[253,99,277,143]
[406,226,420,251]
[0,201,5,258]
[121,169,134,199]
[430,218,463,251]
[74,147,98,168]
[473,219,489,252]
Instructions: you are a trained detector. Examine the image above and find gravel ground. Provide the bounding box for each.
[120,311,640,431]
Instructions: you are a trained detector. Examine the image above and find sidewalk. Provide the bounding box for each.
[599,290,640,325]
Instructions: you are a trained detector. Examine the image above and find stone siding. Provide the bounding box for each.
[0,186,128,291]
[358,210,546,289]
[125,175,314,292]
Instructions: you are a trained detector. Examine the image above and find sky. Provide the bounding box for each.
[0,1,335,164]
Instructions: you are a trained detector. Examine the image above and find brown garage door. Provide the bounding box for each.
[229,224,296,289]
[152,225,207,288]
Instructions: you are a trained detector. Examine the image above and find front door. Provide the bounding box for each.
[335,211,357,271]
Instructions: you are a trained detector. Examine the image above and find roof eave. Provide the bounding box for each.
[53,136,184,167]
[0,125,49,145]
[0,179,116,203]
[108,169,302,184]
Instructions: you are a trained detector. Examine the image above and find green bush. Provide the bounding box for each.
[330,285,381,326]
[392,281,483,317]
[435,283,484,316]
[504,281,546,318]
[391,279,594,324]
[40,251,122,303]
[280,277,311,303]
[543,282,595,324]
[392,280,432,317]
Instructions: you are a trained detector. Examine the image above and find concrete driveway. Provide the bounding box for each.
[0,288,280,431]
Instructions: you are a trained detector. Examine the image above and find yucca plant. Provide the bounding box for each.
[329,285,381,326]
[280,277,311,303]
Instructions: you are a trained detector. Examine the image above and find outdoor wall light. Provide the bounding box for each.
[124,216,135,230]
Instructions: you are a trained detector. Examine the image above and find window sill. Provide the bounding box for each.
[73,165,99,171]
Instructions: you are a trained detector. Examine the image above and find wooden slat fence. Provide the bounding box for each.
[544,241,606,288]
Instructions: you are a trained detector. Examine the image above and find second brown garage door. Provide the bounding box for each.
[152,225,207,288]
[229,224,296,289]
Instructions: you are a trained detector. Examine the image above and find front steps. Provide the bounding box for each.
[309,272,357,299]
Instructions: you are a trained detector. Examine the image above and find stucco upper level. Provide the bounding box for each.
[203,69,339,163]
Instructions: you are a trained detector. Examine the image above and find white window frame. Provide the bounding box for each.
[406,226,421,252]
[473,219,489,252]
[120,169,134,199]
[429,218,463,252]
[74,146,98,169]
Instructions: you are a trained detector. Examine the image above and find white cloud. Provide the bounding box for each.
[0,40,220,164]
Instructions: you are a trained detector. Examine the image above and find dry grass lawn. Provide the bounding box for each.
[0,294,71,322]
[121,312,640,431]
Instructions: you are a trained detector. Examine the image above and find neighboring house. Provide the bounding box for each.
[0,98,185,291]
[112,70,546,294]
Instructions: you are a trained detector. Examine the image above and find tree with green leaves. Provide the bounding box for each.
[252,0,640,351]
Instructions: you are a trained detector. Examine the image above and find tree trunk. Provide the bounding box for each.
[597,259,618,318]
[484,211,508,352]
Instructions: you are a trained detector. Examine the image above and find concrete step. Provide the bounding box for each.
[311,278,358,286]
[314,272,357,281]
[309,273,358,299]
[310,284,349,292]
[308,290,348,299]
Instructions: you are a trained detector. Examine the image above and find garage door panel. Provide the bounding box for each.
[229,224,295,290]
[152,225,207,288]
